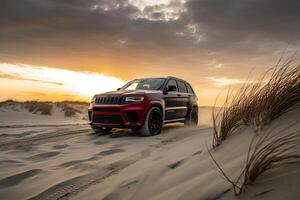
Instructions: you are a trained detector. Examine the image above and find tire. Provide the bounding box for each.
[185,107,198,127]
[91,125,112,134]
[139,107,163,136]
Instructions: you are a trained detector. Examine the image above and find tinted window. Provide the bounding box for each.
[177,80,188,93]
[166,79,178,92]
[185,83,194,94]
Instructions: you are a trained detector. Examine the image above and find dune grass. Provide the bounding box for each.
[212,59,300,147]
[209,125,300,195]
[0,99,17,107]
[209,56,300,195]
[23,101,53,115]
[0,100,88,116]
[60,104,83,117]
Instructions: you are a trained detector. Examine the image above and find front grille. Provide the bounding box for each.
[93,115,123,124]
[93,107,120,112]
[95,97,124,105]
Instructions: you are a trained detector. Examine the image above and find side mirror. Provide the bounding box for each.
[117,88,121,91]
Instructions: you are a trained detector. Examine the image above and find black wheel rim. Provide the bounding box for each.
[148,110,162,134]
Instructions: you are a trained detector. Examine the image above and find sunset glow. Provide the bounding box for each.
[207,77,253,87]
[0,0,299,105]
[0,63,125,102]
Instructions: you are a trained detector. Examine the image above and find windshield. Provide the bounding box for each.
[121,78,166,91]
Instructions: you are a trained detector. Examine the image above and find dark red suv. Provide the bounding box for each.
[88,77,198,136]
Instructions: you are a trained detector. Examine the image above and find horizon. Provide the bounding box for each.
[1,0,299,106]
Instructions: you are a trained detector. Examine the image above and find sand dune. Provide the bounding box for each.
[0,101,88,127]
[0,103,299,200]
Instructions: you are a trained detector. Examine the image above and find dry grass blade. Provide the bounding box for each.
[209,55,300,195]
[254,65,300,128]
[243,131,300,184]
[212,57,300,147]
[208,124,300,196]
[207,144,242,195]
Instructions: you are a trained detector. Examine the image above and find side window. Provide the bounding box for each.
[177,80,188,93]
[185,83,194,94]
[166,79,178,92]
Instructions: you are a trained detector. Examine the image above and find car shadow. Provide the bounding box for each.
[107,123,185,138]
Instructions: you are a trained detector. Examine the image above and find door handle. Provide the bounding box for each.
[177,94,181,97]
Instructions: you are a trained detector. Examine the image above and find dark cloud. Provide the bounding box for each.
[0,0,299,79]
[186,0,300,44]
[0,0,189,60]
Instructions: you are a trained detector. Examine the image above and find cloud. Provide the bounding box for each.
[1,1,298,51]
[0,63,125,97]
[0,73,64,86]
[207,77,256,87]
[0,0,298,54]
[185,0,300,48]
[0,0,192,68]
[130,0,187,21]
[0,0,299,87]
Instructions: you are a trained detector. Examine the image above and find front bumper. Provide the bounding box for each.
[88,103,148,128]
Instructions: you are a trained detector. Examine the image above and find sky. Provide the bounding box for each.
[0,0,300,105]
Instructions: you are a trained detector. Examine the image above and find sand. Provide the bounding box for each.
[0,101,87,127]
[0,103,299,200]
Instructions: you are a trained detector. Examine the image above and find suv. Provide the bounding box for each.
[88,77,198,136]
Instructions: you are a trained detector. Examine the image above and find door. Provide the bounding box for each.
[164,79,188,120]
[174,80,189,118]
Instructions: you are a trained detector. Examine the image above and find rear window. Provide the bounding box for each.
[185,83,194,94]
[177,80,188,93]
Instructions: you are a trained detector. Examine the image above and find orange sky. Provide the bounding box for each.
[0,0,299,105]
[0,62,267,106]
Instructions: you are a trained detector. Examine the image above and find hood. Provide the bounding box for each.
[94,90,162,97]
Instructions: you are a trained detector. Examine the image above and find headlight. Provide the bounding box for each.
[125,96,144,102]
[91,97,96,104]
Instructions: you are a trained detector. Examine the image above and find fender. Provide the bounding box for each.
[142,100,165,123]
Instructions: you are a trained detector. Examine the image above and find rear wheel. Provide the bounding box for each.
[139,107,163,136]
[91,125,112,134]
[185,107,198,127]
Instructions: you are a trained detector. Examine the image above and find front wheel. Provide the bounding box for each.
[139,107,163,136]
[91,125,112,134]
[185,107,198,127]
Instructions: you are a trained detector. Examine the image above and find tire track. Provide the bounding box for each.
[28,152,145,200]
[0,123,88,128]
[0,127,91,150]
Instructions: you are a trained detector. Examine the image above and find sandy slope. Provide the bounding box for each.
[0,106,299,200]
[0,102,87,127]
